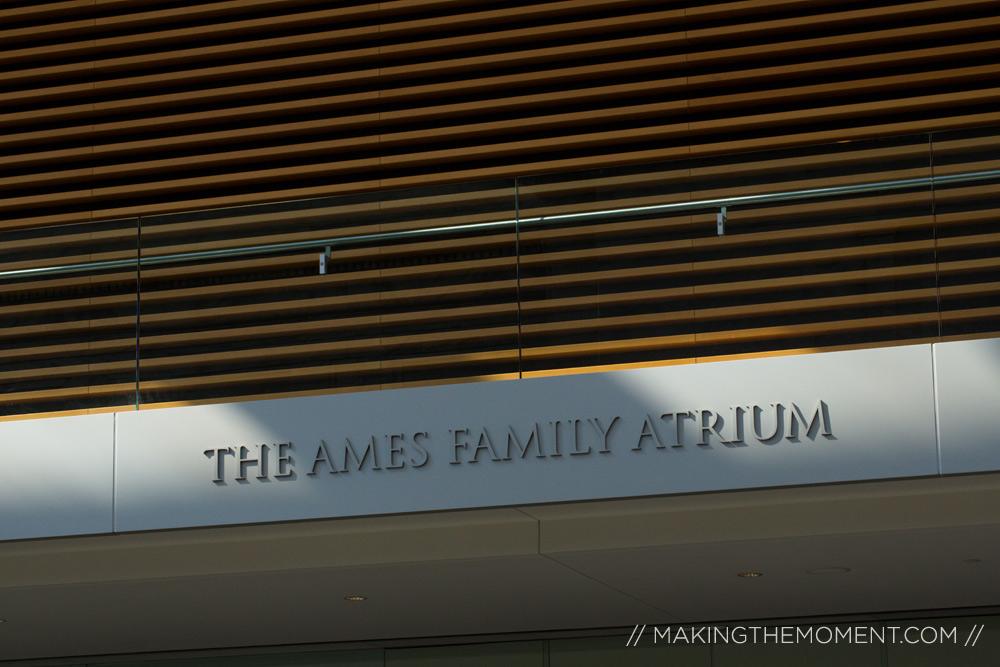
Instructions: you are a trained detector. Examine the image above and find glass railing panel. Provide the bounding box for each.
[4,124,998,419]
[0,218,139,418]
[137,180,518,408]
[515,132,940,375]
[930,125,1000,340]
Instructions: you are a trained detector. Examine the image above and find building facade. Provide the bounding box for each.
[0,0,998,664]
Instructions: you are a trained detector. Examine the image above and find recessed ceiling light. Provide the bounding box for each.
[807,567,852,575]
[344,596,367,601]
[737,572,763,578]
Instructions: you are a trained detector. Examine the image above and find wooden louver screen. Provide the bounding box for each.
[1,0,999,229]
[1,1,998,418]
[2,127,998,418]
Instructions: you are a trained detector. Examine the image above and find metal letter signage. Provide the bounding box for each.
[112,345,940,533]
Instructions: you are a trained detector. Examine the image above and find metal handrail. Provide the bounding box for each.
[2,168,998,280]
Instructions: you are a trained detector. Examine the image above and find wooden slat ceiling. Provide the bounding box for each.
[1,0,998,418]
[1,0,999,229]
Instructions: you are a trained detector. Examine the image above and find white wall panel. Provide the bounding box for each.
[935,337,1000,474]
[0,413,114,540]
